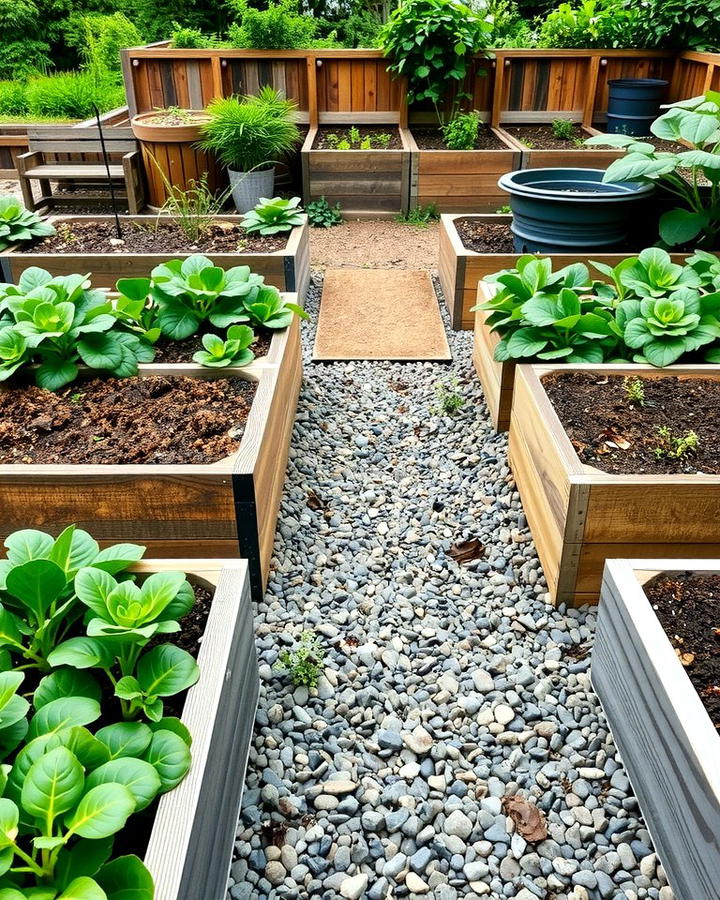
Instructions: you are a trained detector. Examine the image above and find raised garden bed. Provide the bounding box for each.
[593,558,720,900]
[497,124,625,169]
[135,557,258,899]
[508,365,720,606]
[0,313,302,600]
[438,214,678,332]
[301,126,410,218]
[402,125,521,213]
[0,214,311,299]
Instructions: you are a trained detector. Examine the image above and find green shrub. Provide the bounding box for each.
[0,40,51,80]
[170,21,217,48]
[25,72,125,120]
[618,0,720,51]
[442,111,481,150]
[0,81,29,117]
[227,0,318,49]
[197,86,301,173]
[537,0,646,48]
[64,13,143,83]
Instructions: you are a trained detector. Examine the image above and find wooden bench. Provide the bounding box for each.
[16,125,145,214]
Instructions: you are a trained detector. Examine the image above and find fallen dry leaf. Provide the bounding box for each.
[448,538,484,564]
[306,489,326,511]
[502,795,547,842]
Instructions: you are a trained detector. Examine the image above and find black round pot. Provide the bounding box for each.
[499,168,655,254]
[607,78,668,137]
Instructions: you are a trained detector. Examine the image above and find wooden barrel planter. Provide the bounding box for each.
[131,110,222,208]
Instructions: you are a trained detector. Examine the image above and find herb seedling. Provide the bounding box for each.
[307,196,343,228]
[653,426,699,459]
[396,203,439,227]
[274,631,325,688]
[623,376,645,406]
[432,377,464,415]
[552,118,575,141]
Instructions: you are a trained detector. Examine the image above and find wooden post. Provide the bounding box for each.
[703,63,716,93]
[399,75,409,130]
[491,53,505,129]
[583,54,601,128]
[210,53,223,101]
[306,55,318,129]
[121,50,138,119]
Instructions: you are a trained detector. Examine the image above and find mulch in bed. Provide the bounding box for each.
[312,126,403,150]
[642,571,720,732]
[454,218,515,253]
[411,127,508,151]
[31,220,287,254]
[542,372,720,475]
[0,374,257,465]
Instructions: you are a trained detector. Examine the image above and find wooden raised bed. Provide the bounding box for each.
[0,313,302,600]
[593,558,720,900]
[402,126,520,213]
[301,126,410,218]
[0,214,311,299]
[139,558,258,899]
[438,214,680,332]
[496,125,624,170]
[509,365,720,607]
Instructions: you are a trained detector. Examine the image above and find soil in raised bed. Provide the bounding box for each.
[411,126,507,151]
[312,126,403,150]
[138,109,208,127]
[505,125,591,150]
[454,218,515,253]
[642,571,720,732]
[31,220,287,254]
[0,374,257,465]
[542,372,720,475]
[151,326,273,363]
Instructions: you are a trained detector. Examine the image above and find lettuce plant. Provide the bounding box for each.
[0,197,55,251]
[586,91,720,248]
[241,196,305,236]
[192,324,255,367]
[591,247,703,301]
[49,567,199,723]
[0,269,152,391]
[242,285,307,330]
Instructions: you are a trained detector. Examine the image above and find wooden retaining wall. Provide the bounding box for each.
[122,46,720,128]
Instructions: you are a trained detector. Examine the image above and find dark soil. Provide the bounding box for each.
[642,571,720,731]
[140,110,207,127]
[151,326,273,363]
[312,126,403,150]
[32,220,287,254]
[505,125,590,150]
[454,218,515,253]
[411,127,507,151]
[0,375,257,465]
[542,373,720,475]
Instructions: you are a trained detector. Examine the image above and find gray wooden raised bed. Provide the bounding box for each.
[141,558,259,900]
[593,558,720,900]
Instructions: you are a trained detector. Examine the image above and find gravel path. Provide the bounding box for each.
[231,275,671,900]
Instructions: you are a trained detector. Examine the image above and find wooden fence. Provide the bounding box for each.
[121,46,720,127]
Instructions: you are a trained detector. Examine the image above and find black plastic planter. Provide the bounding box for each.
[498,168,655,253]
[607,78,669,137]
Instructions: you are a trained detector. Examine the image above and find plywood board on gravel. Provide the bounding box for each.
[313,268,451,362]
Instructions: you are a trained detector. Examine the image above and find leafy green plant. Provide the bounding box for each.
[49,566,199,723]
[170,20,217,48]
[552,117,576,141]
[591,247,703,301]
[432,377,464,415]
[307,196,343,228]
[587,91,720,248]
[442,110,481,150]
[192,324,255,367]
[653,425,699,459]
[537,0,646,49]
[0,525,146,672]
[274,631,325,688]
[242,286,308,330]
[617,0,720,52]
[396,203,440,227]
[197,87,301,174]
[0,198,55,251]
[227,0,319,49]
[157,171,232,243]
[241,196,305,235]
[623,376,645,405]
[0,269,152,391]
[381,0,490,125]
[325,128,392,150]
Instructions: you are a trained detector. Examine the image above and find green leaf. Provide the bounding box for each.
[143,729,191,792]
[138,572,187,623]
[56,727,111,772]
[659,208,707,246]
[95,723,152,761]
[149,717,192,746]
[643,337,687,367]
[74,568,118,617]
[91,544,146,575]
[66,784,136,840]
[115,278,151,302]
[0,799,19,849]
[506,328,548,359]
[55,837,114,891]
[96,856,154,900]
[136,645,199,697]
[22,746,84,822]
[35,357,79,391]
[34,670,102,710]
[0,672,24,711]
[114,677,142,701]
[86,759,161,812]
[56,876,108,900]
[28,697,101,741]
[4,530,53,565]
[48,637,114,671]
[5,558,67,621]
[0,695,30,731]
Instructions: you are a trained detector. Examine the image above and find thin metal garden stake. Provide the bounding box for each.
[92,103,122,239]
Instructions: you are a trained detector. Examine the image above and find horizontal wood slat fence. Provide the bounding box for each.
[122,46,720,128]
